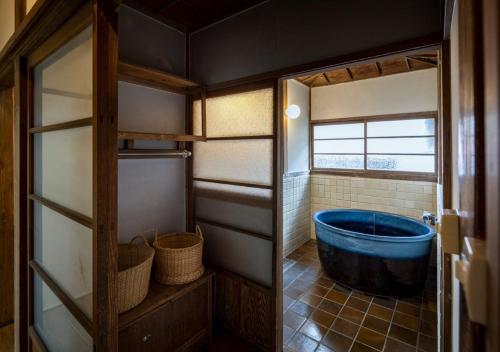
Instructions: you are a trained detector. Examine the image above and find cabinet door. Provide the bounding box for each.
[119,303,172,351]
[170,281,210,351]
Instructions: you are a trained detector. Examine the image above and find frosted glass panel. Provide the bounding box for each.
[193,139,273,185]
[198,223,272,287]
[314,139,364,154]
[367,118,435,137]
[367,137,435,154]
[193,88,273,137]
[34,273,93,352]
[34,127,92,217]
[314,123,364,139]
[194,181,272,200]
[34,27,92,126]
[34,203,92,318]
[367,155,435,172]
[314,154,364,169]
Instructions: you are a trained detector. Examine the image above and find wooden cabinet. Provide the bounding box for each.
[119,271,214,351]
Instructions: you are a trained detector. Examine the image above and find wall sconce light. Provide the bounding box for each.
[286,104,301,119]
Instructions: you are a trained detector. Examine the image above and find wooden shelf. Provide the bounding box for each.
[118,131,207,142]
[118,61,200,94]
[119,270,215,331]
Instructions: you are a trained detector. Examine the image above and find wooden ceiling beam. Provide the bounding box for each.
[407,56,438,66]
[345,67,354,80]
[374,62,382,75]
[322,73,331,83]
[405,57,412,71]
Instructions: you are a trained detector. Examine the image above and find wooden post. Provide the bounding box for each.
[93,0,118,350]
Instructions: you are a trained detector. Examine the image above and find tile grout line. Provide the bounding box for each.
[347,295,374,352]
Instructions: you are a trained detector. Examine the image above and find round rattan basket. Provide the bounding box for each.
[153,226,204,285]
[117,236,155,313]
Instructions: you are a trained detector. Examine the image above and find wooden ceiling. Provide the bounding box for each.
[123,0,268,33]
[296,51,438,88]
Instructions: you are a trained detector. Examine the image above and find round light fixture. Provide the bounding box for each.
[286,104,301,119]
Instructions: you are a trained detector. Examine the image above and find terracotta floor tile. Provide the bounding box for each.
[310,309,336,328]
[419,320,437,338]
[290,301,314,318]
[284,295,296,312]
[322,331,353,352]
[352,291,374,302]
[332,317,360,339]
[373,296,396,309]
[420,310,437,324]
[397,295,422,307]
[368,304,393,321]
[309,285,330,297]
[316,344,334,352]
[339,306,365,325]
[351,341,380,352]
[393,311,419,331]
[318,299,342,315]
[384,337,416,352]
[346,296,370,312]
[396,302,420,317]
[363,315,390,335]
[389,324,418,346]
[325,289,349,304]
[418,334,437,352]
[283,325,295,345]
[292,278,315,292]
[288,332,319,352]
[285,286,306,300]
[300,319,327,342]
[356,327,386,350]
[300,293,323,307]
[316,277,334,289]
[333,283,352,294]
[284,310,307,331]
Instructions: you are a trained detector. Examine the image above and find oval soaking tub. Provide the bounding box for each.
[313,209,436,296]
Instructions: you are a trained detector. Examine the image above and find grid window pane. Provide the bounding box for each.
[367,155,435,172]
[367,137,435,154]
[314,123,364,139]
[34,273,93,351]
[314,154,364,169]
[367,118,435,137]
[314,139,364,154]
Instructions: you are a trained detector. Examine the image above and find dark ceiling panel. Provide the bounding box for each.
[124,0,268,33]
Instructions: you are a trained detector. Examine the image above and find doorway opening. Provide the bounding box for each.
[281,49,442,352]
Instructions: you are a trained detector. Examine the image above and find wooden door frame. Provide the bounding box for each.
[483,1,500,351]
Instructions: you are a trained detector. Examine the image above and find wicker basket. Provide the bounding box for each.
[117,236,155,313]
[153,226,205,285]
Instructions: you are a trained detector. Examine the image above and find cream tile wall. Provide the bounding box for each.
[310,174,437,238]
[283,173,310,256]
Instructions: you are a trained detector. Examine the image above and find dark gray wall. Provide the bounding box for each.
[117,8,187,243]
[190,0,441,84]
[119,5,186,76]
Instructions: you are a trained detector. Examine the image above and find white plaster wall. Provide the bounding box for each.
[286,79,310,174]
[312,68,438,120]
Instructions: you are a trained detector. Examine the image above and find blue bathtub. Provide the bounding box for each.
[313,209,436,296]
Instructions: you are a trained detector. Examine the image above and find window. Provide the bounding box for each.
[312,112,437,180]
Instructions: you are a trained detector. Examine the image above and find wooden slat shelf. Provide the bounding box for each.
[118,131,206,142]
[119,270,215,331]
[118,61,200,94]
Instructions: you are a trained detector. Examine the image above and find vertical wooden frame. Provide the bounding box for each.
[274,78,284,352]
[92,0,118,350]
[13,56,29,352]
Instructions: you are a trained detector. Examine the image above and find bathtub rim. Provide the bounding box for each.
[313,209,436,243]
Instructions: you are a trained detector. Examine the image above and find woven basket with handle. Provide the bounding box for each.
[153,225,204,285]
[117,235,155,313]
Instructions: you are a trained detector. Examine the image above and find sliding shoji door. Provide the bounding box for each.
[192,82,279,349]
[23,2,118,350]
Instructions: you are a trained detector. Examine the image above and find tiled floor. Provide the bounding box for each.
[283,241,438,352]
